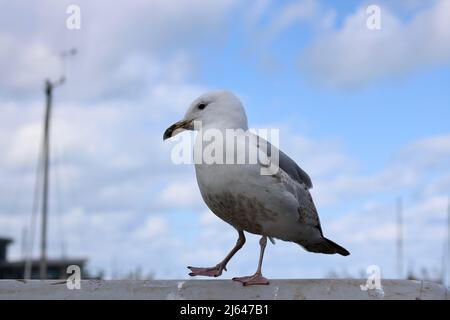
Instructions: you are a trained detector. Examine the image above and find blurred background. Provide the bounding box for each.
[0,0,449,284]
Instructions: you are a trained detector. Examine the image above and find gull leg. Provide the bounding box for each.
[232,236,269,286]
[188,230,245,277]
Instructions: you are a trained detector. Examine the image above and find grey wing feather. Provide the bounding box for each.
[278,148,313,189]
[264,140,313,189]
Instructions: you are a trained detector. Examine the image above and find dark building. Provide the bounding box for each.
[0,238,11,263]
[0,237,88,279]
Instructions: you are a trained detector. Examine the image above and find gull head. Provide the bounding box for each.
[163,90,248,140]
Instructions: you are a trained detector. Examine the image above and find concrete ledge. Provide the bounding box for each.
[0,279,448,300]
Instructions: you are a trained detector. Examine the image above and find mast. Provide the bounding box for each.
[39,76,67,279]
[39,80,53,279]
[25,49,76,280]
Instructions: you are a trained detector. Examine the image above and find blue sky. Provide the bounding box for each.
[1,0,450,283]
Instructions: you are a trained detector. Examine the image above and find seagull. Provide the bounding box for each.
[163,90,349,286]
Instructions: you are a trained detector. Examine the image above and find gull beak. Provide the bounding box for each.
[163,119,193,140]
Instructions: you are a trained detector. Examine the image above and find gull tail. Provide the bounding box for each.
[323,237,350,256]
[300,237,350,256]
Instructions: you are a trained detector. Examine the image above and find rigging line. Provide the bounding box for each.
[24,133,44,279]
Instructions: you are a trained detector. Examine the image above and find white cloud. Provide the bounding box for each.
[244,0,272,29]
[284,134,357,178]
[300,0,450,87]
[265,0,318,40]
[241,0,334,73]
[133,215,168,240]
[0,0,237,98]
[159,180,203,209]
[0,34,60,91]
[4,122,42,169]
[312,134,450,206]
[326,193,449,277]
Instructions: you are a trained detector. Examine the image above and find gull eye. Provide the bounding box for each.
[198,103,207,110]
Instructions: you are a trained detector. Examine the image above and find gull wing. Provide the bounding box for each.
[261,138,313,189]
